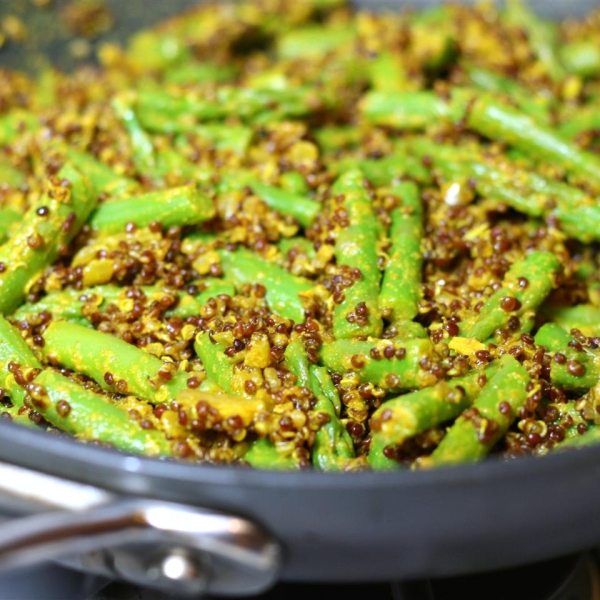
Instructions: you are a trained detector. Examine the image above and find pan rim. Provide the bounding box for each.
[0,416,596,493]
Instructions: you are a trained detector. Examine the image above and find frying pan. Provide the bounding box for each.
[0,0,599,596]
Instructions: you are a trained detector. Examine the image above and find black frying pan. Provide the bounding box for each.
[1,409,600,585]
[0,0,599,595]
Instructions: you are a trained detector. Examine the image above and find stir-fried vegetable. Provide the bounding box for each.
[1,0,600,470]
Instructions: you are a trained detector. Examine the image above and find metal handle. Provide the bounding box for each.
[0,462,281,596]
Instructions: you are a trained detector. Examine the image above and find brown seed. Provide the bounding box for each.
[187,377,201,389]
[508,345,524,359]
[279,415,294,432]
[178,410,188,426]
[355,302,368,317]
[62,212,77,233]
[444,322,459,337]
[154,405,168,419]
[56,400,71,417]
[358,383,373,399]
[498,401,511,416]
[158,368,173,382]
[383,345,396,360]
[521,333,534,345]
[567,360,586,377]
[385,373,399,388]
[507,316,520,331]
[370,348,381,360]
[172,441,192,458]
[27,233,44,250]
[350,353,366,369]
[346,420,364,437]
[128,409,141,421]
[14,369,26,387]
[500,296,521,312]
[554,353,566,365]
[115,380,128,394]
[475,350,490,363]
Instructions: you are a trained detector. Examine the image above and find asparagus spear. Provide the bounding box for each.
[379,181,423,323]
[557,426,600,450]
[12,282,234,324]
[0,209,20,245]
[367,52,410,93]
[540,304,600,338]
[466,95,600,190]
[0,163,26,189]
[135,86,330,124]
[0,314,42,407]
[195,333,296,468]
[331,170,383,339]
[276,24,355,59]
[557,106,600,140]
[465,66,552,124]
[460,252,561,342]
[403,137,600,243]
[319,338,438,393]
[285,339,354,470]
[0,163,96,315]
[328,152,432,186]
[0,110,38,145]
[163,62,237,85]
[534,323,600,392]
[360,90,464,130]
[251,182,320,229]
[0,315,172,455]
[66,148,139,198]
[112,95,156,173]
[421,354,529,467]
[32,370,173,457]
[362,89,600,190]
[560,40,600,78]
[89,185,216,234]
[244,438,296,469]
[220,175,320,227]
[369,364,497,468]
[505,0,566,82]
[218,248,313,323]
[194,331,235,395]
[42,321,192,404]
[311,365,342,416]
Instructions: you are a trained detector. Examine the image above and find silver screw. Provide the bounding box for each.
[146,549,208,596]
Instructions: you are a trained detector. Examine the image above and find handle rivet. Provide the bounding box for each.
[145,549,209,594]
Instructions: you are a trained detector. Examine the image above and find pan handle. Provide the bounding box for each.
[0,461,281,597]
